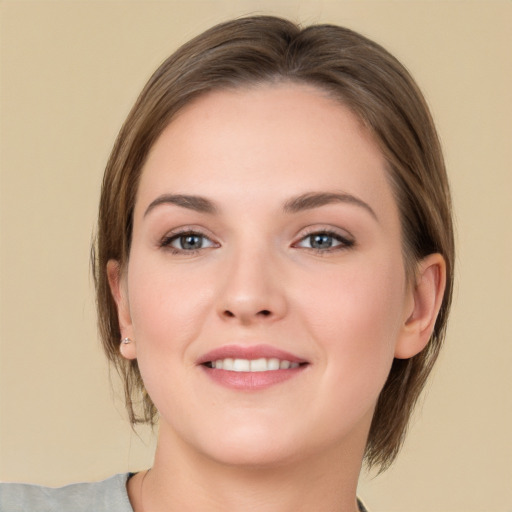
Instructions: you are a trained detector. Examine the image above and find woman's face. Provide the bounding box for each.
[112,83,416,468]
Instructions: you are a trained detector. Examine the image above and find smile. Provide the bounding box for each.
[198,345,308,390]
[204,358,301,372]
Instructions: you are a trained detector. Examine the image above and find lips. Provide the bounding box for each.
[197,344,309,390]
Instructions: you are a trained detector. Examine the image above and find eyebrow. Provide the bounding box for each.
[144,191,377,221]
[283,192,378,221]
[144,194,218,217]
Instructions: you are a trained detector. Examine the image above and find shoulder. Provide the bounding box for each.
[0,473,133,512]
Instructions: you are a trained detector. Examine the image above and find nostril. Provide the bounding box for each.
[221,309,273,320]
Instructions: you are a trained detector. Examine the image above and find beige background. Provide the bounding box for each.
[1,1,511,511]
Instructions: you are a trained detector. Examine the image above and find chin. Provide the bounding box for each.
[205,441,298,469]
[192,422,305,469]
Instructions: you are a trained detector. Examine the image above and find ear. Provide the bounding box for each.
[107,260,137,360]
[394,253,447,359]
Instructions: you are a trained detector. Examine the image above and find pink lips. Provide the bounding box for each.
[197,344,308,391]
[197,344,306,365]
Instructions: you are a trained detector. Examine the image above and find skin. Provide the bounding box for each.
[108,83,446,512]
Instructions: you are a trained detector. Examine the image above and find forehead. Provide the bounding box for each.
[136,83,395,220]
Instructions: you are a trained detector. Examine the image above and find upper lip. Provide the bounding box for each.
[197,344,307,365]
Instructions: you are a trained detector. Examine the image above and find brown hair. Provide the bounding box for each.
[92,15,454,471]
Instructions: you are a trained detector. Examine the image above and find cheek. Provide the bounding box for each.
[127,258,215,357]
[125,259,218,417]
[298,255,407,385]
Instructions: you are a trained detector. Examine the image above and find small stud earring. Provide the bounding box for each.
[119,337,135,358]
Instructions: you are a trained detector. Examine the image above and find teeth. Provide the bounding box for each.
[222,358,234,371]
[233,359,250,371]
[250,358,267,372]
[210,358,301,372]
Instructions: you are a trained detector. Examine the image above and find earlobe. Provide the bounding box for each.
[394,253,447,359]
[107,260,137,360]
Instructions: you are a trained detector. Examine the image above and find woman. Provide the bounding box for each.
[0,15,453,512]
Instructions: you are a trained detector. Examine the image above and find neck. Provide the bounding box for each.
[130,423,366,512]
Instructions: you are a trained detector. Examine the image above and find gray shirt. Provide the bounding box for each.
[0,473,133,512]
[0,472,369,511]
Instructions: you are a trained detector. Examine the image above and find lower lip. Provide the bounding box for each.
[200,366,306,391]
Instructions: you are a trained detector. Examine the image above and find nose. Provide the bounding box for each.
[217,247,287,325]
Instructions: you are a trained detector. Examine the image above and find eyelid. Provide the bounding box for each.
[292,226,355,251]
[295,224,354,241]
[158,226,220,252]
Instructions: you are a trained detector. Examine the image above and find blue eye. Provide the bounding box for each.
[175,234,206,250]
[162,232,216,252]
[308,233,336,250]
[296,231,354,251]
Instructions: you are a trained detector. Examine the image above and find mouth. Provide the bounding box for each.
[203,357,303,371]
[197,345,309,390]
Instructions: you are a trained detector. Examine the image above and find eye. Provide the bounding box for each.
[161,231,217,253]
[295,230,354,252]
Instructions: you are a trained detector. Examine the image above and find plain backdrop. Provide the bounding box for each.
[1,1,511,511]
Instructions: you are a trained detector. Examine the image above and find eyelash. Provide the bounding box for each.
[159,229,218,255]
[159,228,355,255]
[292,229,355,254]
